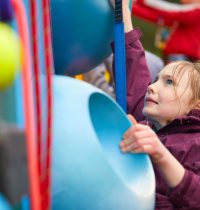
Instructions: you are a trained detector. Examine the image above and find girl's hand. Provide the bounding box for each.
[120,117,167,163]
[108,0,133,32]
[122,115,185,188]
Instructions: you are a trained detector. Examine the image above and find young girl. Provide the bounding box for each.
[110,0,200,209]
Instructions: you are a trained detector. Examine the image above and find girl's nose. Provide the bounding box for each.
[147,83,155,94]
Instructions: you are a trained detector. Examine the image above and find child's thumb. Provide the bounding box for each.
[127,114,137,124]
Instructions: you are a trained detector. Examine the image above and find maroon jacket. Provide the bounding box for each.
[123,28,200,209]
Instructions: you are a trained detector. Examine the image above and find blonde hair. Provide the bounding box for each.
[171,61,200,111]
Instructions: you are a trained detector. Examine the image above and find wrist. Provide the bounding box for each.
[153,148,185,188]
[151,144,168,164]
[122,3,131,17]
[123,13,133,32]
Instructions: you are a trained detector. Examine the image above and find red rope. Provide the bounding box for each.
[41,0,53,209]
[29,0,53,209]
[29,0,43,178]
[12,1,53,209]
[11,0,41,210]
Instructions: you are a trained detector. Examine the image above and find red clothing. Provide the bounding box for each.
[122,28,200,209]
[132,1,200,60]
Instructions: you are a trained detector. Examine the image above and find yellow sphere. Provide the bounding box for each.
[0,22,21,90]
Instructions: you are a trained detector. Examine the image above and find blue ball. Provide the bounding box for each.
[51,0,122,75]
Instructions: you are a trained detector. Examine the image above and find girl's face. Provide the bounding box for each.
[143,63,193,129]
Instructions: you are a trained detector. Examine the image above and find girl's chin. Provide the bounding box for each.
[142,109,155,120]
[142,108,152,117]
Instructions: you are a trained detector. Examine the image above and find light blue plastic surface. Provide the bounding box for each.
[50,76,155,210]
[0,194,12,210]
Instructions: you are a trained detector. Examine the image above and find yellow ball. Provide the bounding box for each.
[0,22,21,90]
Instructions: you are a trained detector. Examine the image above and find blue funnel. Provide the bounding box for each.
[50,76,155,210]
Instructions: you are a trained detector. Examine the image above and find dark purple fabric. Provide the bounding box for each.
[122,28,200,209]
[0,0,13,21]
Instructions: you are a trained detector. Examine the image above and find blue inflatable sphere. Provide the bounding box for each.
[50,0,131,76]
[45,76,155,210]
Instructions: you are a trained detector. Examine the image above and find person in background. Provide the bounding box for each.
[83,54,115,98]
[83,51,163,98]
[110,0,200,209]
[132,0,200,63]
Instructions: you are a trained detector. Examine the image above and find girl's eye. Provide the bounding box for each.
[152,76,158,84]
[166,79,173,85]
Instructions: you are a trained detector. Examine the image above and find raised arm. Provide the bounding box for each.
[124,29,150,121]
[111,0,151,121]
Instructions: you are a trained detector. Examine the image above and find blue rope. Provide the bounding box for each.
[114,0,127,112]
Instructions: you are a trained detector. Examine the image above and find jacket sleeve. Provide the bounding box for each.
[168,145,200,209]
[125,28,151,121]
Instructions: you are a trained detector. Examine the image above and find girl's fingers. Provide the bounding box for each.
[130,145,154,154]
[123,123,149,139]
[120,129,153,148]
[121,137,157,154]
[121,141,140,152]
[121,122,158,155]
[127,114,137,124]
